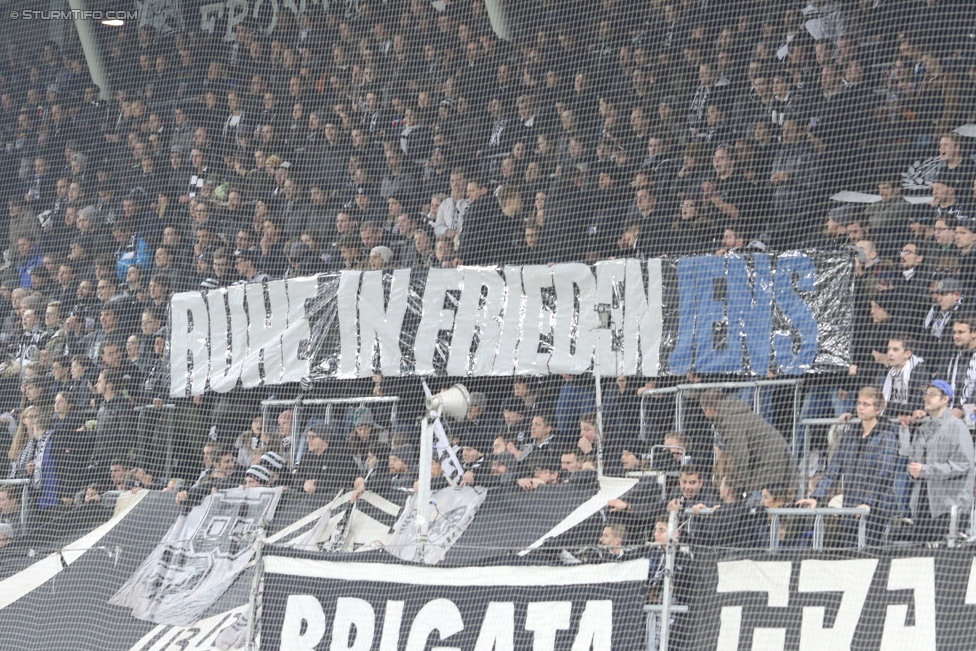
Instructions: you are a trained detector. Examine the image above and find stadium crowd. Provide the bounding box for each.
[2,0,976,576]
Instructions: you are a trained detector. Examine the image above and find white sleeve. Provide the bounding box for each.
[433,198,453,237]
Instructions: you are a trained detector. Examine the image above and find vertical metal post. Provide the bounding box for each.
[415,415,435,563]
[796,382,808,499]
[640,397,647,442]
[20,484,29,528]
[813,514,825,550]
[858,514,868,550]
[245,527,265,651]
[164,407,175,480]
[660,511,677,651]
[753,385,761,416]
[289,405,301,470]
[948,505,959,545]
[675,390,684,433]
[769,514,780,552]
[594,366,605,478]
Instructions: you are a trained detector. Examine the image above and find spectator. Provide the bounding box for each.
[698,389,799,495]
[799,387,898,546]
[292,420,357,497]
[908,380,975,541]
[944,316,976,412]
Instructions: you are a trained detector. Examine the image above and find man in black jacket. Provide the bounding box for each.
[292,420,358,498]
[87,368,134,483]
[456,182,522,266]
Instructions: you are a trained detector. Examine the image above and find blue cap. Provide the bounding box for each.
[931,380,954,399]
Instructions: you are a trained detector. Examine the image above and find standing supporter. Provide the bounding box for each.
[944,316,976,413]
[908,381,975,541]
[698,389,798,496]
[799,387,898,547]
[877,334,931,515]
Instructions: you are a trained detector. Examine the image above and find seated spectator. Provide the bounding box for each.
[348,408,391,476]
[292,419,357,497]
[176,445,238,506]
[243,465,272,488]
[516,453,564,492]
[0,486,24,538]
[666,465,719,542]
[690,475,762,549]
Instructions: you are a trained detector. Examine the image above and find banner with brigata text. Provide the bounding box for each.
[169,252,855,396]
[259,553,649,651]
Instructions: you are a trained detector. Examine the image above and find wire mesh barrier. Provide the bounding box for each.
[2,0,976,648]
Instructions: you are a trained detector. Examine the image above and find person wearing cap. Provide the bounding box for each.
[798,386,898,546]
[292,419,357,497]
[233,247,271,284]
[452,391,495,447]
[907,380,975,541]
[922,277,963,362]
[490,451,517,480]
[368,245,394,270]
[348,407,391,475]
[500,399,529,446]
[259,451,286,484]
[244,465,272,488]
[458,432,494,487]
[357,443,418,498]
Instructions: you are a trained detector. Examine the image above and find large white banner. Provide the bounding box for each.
[169,254,855,396]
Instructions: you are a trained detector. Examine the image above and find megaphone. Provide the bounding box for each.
[426,384,471,420]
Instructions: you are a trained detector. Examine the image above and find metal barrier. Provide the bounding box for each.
[638,379,805,492]
[260,396,401,468]
[947,504,976,543]
[639,378,802,437]
[686,505,871,550]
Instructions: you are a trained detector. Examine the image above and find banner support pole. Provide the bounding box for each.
[245,526,266,651]
[415,413,436,562]
[661,511,677,650]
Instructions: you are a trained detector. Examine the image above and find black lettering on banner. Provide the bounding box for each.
[689,551,965,651]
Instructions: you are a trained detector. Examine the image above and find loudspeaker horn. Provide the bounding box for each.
[426,384,471,420]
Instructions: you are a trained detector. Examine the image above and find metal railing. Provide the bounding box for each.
[260,396,401,468]
[640,379,802,437]
[639,378,805,492]
[686,505,871,550]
